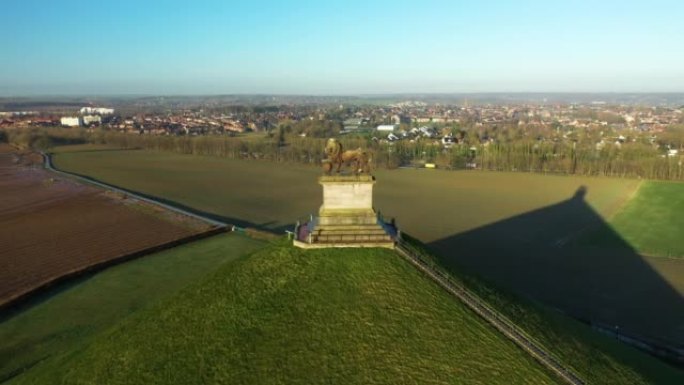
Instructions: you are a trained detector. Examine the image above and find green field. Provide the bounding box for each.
[607,181,684,257]
[0,233,265,384]
[53,149,639,237]
[11,241,681,385]
[4,146,683,384]
[52,148,684,345]
[49,143,124,153]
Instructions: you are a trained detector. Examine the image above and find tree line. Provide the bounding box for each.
[2,127,682,181]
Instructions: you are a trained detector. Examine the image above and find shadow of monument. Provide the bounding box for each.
[428,186,684,349]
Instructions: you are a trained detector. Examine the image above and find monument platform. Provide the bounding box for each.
[293,175,396,249]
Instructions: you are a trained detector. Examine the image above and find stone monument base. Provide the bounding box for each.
[293,175,395,249]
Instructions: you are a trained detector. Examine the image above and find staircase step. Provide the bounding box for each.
[314,234,393,242]
[315,229,389,235]
[315,224,386,231]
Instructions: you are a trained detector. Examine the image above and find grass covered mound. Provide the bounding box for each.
[401,238,684,385]
[22,242,560,385]
[1,233,265,383]
[10,241,683,385]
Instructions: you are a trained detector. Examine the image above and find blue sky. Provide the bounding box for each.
[1,0,683,95]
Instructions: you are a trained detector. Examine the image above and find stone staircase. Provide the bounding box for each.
[310,224,394,244]
[292,174,396,249]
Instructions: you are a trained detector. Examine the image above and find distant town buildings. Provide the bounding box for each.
[0,111,37,117]
[80,107,114,115]
[2,99,682,160]
[343,118,366,131]
[60,117,81,127]
[55,107,114,127]
[376,124,397,131]
[82,115,102,125]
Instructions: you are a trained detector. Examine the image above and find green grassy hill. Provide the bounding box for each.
[0,233,265,384]
[51,148,684,345]
[12,241,683,385]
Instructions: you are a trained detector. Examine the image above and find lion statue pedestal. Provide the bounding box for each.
[293,175,396,249]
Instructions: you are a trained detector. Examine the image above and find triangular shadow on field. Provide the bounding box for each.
[427,186,684,350]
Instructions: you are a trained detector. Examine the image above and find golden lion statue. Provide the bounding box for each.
[322,138,371,175]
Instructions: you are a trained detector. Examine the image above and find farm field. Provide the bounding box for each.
[53,148,639,235]
[12,241,682,385]
[49,143,123,153]
[0,233,265,384]
[52,148,684,347]
[603,181,684,258]
[0,145,210,307]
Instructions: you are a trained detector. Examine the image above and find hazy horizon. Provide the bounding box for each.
[3,0,684,96]
[3,91,684,98]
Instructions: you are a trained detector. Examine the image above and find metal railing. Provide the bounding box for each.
[394,240,585,385]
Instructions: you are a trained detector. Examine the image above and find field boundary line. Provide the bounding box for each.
[606,179,644,221]
[42,152,228,229]
[0,227,226,313]
[394,241,585,385]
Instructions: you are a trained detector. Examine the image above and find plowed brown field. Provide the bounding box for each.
[0,144,207,306]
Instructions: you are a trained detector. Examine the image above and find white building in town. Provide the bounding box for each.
[80,107,114,115]
[82,115,102,125]
[376,124,397,132]
[60,117,81,127]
